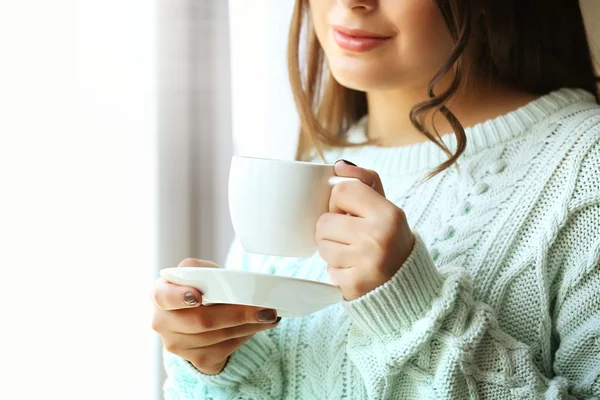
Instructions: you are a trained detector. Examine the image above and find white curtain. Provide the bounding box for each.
[157,0,234,395]
[229,0,299,160]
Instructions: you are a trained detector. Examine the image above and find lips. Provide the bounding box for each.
[332,25,392,52]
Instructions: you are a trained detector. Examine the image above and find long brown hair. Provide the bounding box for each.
[288,0,600,180]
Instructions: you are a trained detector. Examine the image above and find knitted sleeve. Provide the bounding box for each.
[162,239,284,400]
[343,139,600,399]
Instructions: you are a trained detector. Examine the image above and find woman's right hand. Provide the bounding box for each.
[151,258,281,375]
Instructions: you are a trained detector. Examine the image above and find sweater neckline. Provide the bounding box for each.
[339,88,596,174]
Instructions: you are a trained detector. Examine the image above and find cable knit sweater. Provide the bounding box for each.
[163,88,600,399]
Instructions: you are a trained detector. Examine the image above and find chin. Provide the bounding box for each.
[330,68,395,92]
[328,58,403,92]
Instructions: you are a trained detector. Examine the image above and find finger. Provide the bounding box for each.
[170,319,281,349]
[334,160,385,197]
[178,258,220,268]
[152,258,219,310]
[184,335,254,375]
[315,212,365,244]
[329,179,388,218]
[152,278,203,311]
[156,304,279,334]
[317,239,360,268]
[152,259,219,310]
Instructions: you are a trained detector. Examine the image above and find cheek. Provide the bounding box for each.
[390,1,454,74]
[308,0,333,51]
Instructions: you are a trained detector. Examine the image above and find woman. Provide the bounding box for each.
[152,0,600,398]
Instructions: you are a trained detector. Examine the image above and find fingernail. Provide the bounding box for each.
[183,292,198,306]
[272,317,282,324]
[257,309,277,323]
[337,159,357,167]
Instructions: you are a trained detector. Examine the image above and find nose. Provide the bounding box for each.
[337,0,377,12]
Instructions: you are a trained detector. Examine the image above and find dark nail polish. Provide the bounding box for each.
[338,159,357,167]
[183,292,198,306]
[257,309,277,322]
[272,317,282,324]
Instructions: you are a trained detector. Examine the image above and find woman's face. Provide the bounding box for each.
[309,0,455,91]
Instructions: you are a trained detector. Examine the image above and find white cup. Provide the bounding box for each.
[228,156,356,258]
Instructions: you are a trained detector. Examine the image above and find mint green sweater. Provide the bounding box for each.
[164,88,600,399]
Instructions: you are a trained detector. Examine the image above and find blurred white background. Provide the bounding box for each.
[0,0,597,399]
[0,0,157,399]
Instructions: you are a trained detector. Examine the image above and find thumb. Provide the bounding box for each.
[177,258,220,268]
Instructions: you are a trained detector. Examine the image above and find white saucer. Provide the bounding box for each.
[159,267,344,318]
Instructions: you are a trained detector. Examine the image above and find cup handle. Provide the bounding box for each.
[328,176,360,186]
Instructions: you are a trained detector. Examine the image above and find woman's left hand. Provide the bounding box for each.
[316,160,416,301]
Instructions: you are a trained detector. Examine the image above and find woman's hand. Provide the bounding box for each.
[316,160,415,301]
[151,259,280,375]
